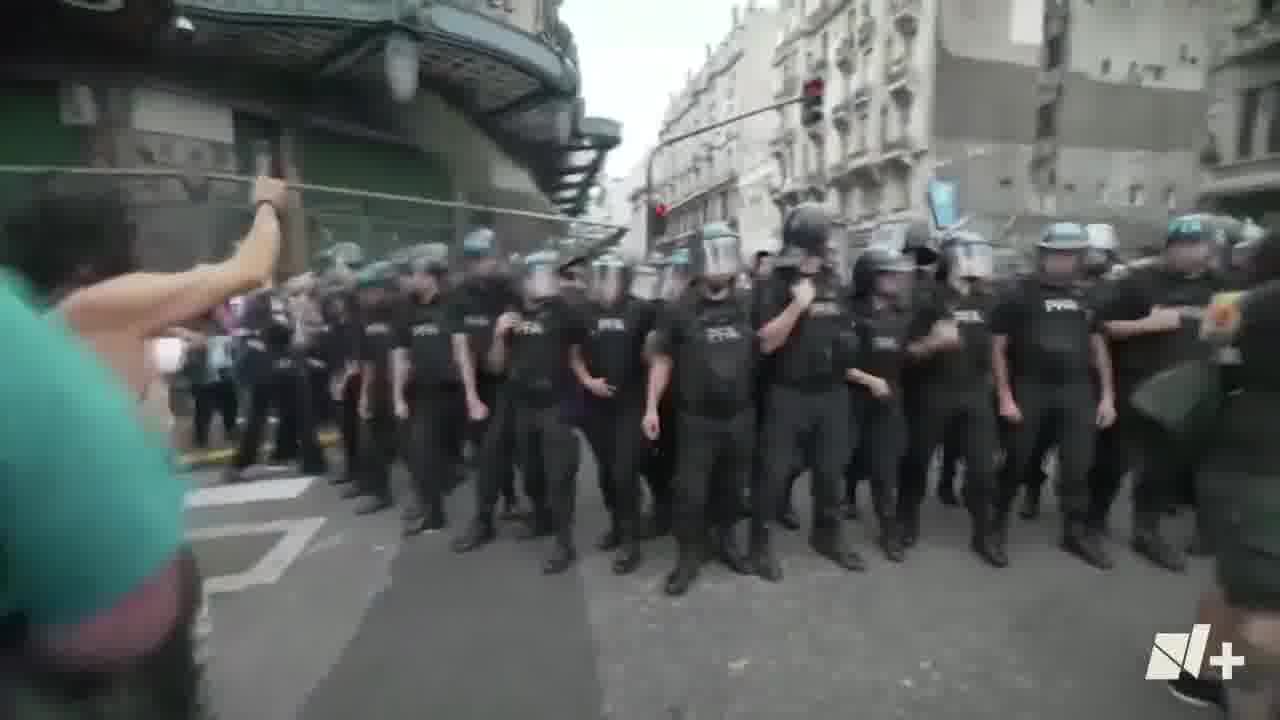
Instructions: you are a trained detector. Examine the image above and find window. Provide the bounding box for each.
[1164,186,1177,210]
[1268,84,1280,154]
[1045,34,1064,68]
[1100,58,1111,75]
[1147,64,1165,81]
[1128,184,1145,205]
[1240,87,1262,159]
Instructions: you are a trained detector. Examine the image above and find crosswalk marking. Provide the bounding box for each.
[190,517,327,594]
[186,475,317,509]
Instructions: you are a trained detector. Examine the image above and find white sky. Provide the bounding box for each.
[560,0,763,178]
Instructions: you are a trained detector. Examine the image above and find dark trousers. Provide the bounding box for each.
[673,409,754,547]
[901,386,998,531]
[408,383,467,513]
[338,373,362,476]
[850,389,908,525]
[583,395,657,540]
[191,379,237,449]
[754,385,850,532]
[233,363,325,472]
[360,410,399,501]
[997,380,1095,522]
[470,375,517,506]
[512,403,581,543]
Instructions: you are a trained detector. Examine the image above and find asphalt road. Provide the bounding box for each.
[187,447,1214,720]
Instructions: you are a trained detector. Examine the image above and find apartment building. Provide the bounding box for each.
[770,0,1212,251]
[647,1,782,254]
[1200,1,1280,227]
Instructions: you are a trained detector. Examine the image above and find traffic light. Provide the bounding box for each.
[647,201,670,243]
[801,77,825,128]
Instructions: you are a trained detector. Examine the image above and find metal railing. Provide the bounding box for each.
[0,165,626,270]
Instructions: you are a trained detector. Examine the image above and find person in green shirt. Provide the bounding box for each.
[0,177,285,718]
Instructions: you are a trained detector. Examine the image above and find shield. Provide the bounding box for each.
[947,241,994,279]
[695,231,742,278]
[630,265,661,301]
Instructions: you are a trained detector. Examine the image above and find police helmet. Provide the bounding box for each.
[401,242,449,274]
[1037,222,1089,251]
[940,230,994,280]
[355,260,397,290]
[690,222,743,278]
[522,249,560,299]
[462,227,498,258]
[590,252,630,300]
[870,218,938,265]
[1167,214,1219,246]
[852,247,914,292]
[1083,223,1118,273]
[781,202,832,255]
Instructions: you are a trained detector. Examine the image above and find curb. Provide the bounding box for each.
[179,430,340,471]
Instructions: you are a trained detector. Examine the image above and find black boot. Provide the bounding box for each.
[879,518,905,563]
[985,511,1011,567]
[1062,517,1112,569]
[612,533,642,575]
[811,523,866,572]
[663,543,702,596]
[1132,513,1186,572]
[747,526,782,582]
[1019,485,1041,520]
[937,479,959,506]
[339,483,365,500]
[402,507,430,537]
[451,516,496,553]
[424,504,446,532]
[354,494,392,515]
[329,467,353,485]
[710,524,751,575]
[543,536,576,575]
[596,523,621,551]
[500,493,523,521]
[642,502,673,540]
[971,529,1008,568]
[516,507,554,540]
[899,509,921,549]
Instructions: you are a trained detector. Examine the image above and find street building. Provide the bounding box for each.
[0,0,621,269]
[1200,1,1280,227]
[770,0,1213,252]
[645,1,783,255]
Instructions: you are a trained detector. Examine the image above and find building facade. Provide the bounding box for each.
[770,0,1212,253]
[647,1,782,255]
[1200,1,1280,227]
[0,0,621,271]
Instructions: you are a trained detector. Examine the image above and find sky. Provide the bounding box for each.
[560,0,764,179]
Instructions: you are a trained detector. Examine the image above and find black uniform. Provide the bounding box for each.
[753,270,861,578]
[396,292,464,532]
[992,278,1101,558]
[899,285,1001,562]
[1094,264,1222,571]
[654,290,756,592]
[501,297,586,573]
[580,294,662,571]
[326,295,364,487]
[448,276,521,515]
[846,294,913,559]
[354,301,399,511]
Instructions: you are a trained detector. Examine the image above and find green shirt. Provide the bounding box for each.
[0,272,185,628]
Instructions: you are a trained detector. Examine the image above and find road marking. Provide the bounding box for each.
[178,430,338,467]
[189,517,327,594]
[185,475,316,509]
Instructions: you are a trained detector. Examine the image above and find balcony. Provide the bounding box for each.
[1036,67,1064,104]
[851,85,872,106]
[1032,137,1058,166]
[857,18,876,48]
[889,0,921,35]
[1218,13,1280,67]
[885,56,909,83]
[775,74,799,100]
[809,55,830,76]
[835,35,856,73]
[886,66,915,100]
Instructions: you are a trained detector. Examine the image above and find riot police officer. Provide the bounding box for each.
[317,242,366,488]
[845,247,916,562]
[898,230,1005,566]
[488,250,586,574]
[643,223,754,596]
[452,228,525,553]
[991,223,1116,568]
[393,243,461,535]
[348,261,402,515]
[573,252,660,574]
[752,204,863,580]
[642,248,692,538]
[1096,214,1223,571]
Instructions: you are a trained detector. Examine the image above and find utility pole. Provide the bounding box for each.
[643,78,826,252]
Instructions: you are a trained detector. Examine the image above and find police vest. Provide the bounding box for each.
[848,299,913,387]
[773,277,845,389]
[677,296,755,418]
[407,300,456,386]
[1014,282,1094,384]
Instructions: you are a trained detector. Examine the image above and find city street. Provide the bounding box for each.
[189,447,1214,720]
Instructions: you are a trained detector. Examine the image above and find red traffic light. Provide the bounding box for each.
[803,78,825,97]
[654,203,670,217]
